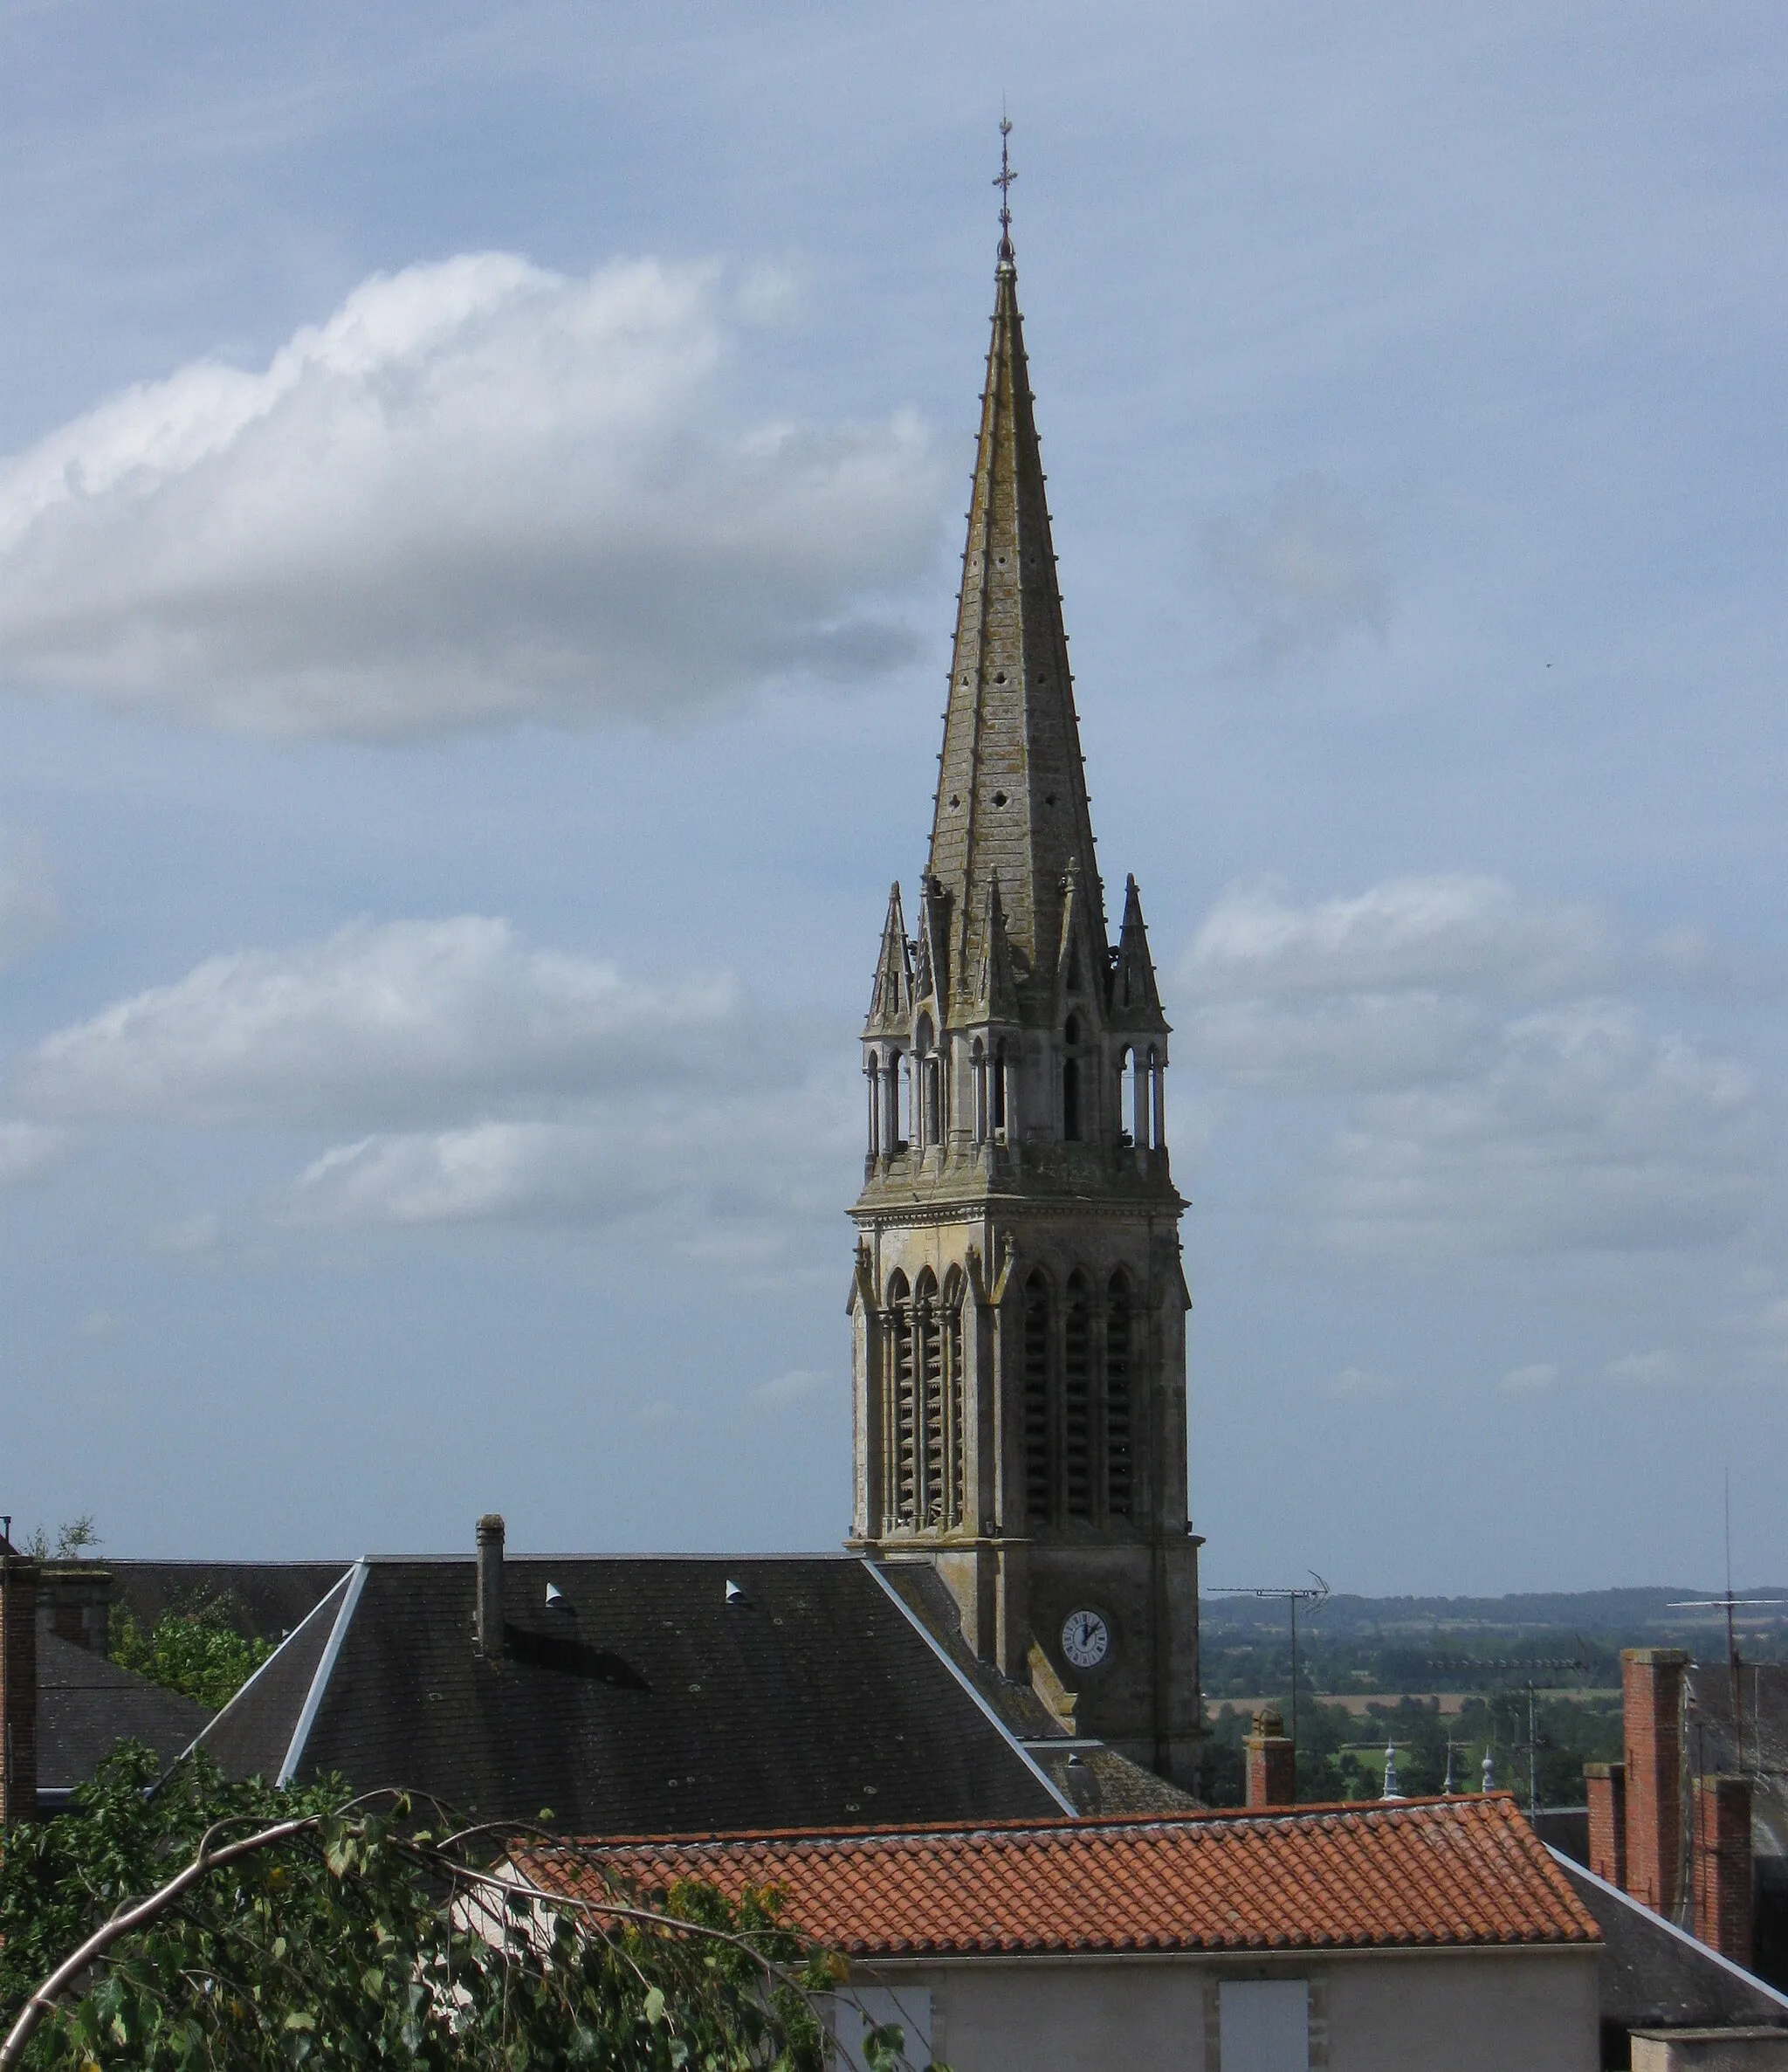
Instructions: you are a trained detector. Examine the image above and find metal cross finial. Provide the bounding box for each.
[994,114,1016,265]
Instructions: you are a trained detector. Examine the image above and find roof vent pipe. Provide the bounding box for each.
[476,1514,505,1659]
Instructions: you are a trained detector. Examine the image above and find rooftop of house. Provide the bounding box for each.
[1555,1855,1788,2037]
[37,1629,210,1804]
[107,1560,349,1645]
[517,1795,1601,1958]
[193,1554,1077,1834]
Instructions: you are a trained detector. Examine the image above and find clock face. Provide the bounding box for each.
[1061,1608,1111,1671]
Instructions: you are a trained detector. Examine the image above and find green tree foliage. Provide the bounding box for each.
[108,1598,275,1711]
[0,1746,905,2072]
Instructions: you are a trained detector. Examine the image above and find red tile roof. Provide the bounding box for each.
[515,1794,1601,1957]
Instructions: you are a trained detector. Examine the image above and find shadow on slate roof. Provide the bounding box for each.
[196,1557,1069,1835]
[38,1632,211,1807]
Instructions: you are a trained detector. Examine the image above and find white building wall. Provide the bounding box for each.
[842,1946,1599,2072]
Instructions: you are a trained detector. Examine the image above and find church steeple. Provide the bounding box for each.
[927,234,1103,997]
[846,138,1200,1792]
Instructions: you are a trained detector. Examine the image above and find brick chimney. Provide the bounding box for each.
[38,1564,112,1652]
[1245,1704,1296,1808]
[1,1536,38,1823]
[1624,1648,1689,1917]
[1692,1774,1753,1965]
[476,1514,505,1659]
[1585,1761,1627,1890]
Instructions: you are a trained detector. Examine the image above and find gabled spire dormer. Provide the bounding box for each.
[864,882,911,1038]
[1111,874,1168,1034]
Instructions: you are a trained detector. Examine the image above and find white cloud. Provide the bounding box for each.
[1321,1365,1403,1399]
[1501,1362,1560,1393]
[0,254,946,739]
[1185,876,1613,1092]
[748,1368,832,1408]
[24,917,741,1127]
[1309,1003,1771,1256]
[17,914,856,1239]
[1182,875,1778,1257]
[146,1211,223,1256]
[0,1120,66,1188]
[1603,1349,1682,1388]
[292,1088,849,1234]
[1203,472,1390,665]
[1190,873,1609,1003]
[0,829,59,969]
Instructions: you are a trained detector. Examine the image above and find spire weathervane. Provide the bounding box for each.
[994,114,1016,265]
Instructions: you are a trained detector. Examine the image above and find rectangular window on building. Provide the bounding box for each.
[1218,1979,1308,2072]
[829,1986,933,2072]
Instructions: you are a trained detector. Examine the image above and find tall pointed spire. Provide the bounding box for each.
[927,132,1103,1005]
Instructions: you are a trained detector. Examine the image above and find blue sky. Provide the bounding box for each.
[2,1,1785,1590]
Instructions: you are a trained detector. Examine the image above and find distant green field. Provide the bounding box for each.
[1193,1584,1785,1808]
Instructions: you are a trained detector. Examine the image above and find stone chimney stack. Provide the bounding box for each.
[1624,1648,1689,1917]
[1693,1774,1753,1965]
[38,1564,112,1652]
[1585,1761,1628,1890]
[0,1535,39,1823]
[1244,1705,1296,1808]
[476,1514,505,1660]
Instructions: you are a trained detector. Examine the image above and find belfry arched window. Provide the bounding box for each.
[1021,1270,1052,1526]
[887,1271,917,1525]
[915,1270,945,1525]
[943,1267,966,1524]
[1063,1270,1093,1518]
[1106,1270,1135,1520]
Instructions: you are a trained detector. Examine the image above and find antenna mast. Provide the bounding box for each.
[1209,1573,1330,1798]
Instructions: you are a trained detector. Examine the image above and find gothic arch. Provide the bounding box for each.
[1106,1268,1135,1520]
[1063,1269,1094,1518]
[942,1266,966,1525]
[886,1270,916,1527]
[1021,1268,1052,1527]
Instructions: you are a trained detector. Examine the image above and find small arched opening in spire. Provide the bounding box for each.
[992,1040,1008,1136]
[916,1015,941,1151]
[970,1038,987,1144]
[1116,1044,1135,1148]
[1062,1013,1083,1142]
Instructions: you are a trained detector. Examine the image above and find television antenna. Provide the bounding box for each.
[1668,1471,1788,1772]
[1209,1573,1330,1786]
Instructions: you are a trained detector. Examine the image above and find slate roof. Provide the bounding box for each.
[877,1562,1198,1815]
[519,1795,1600,1957]
[195,1556,1069,1834]
[108,1561,347,1645]
[1554,1854,1788,2038]
[37,1632,210,1803]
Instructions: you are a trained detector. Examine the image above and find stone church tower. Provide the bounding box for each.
[847,193,1201,1788]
